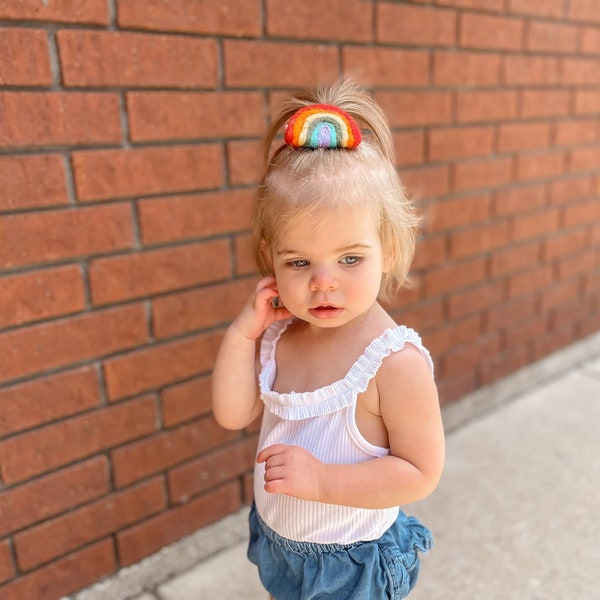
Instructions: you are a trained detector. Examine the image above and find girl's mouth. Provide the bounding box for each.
[308,305,342,319]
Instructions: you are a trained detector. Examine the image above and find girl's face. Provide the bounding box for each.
[270,206,386,330]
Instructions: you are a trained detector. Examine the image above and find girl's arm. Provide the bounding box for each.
[212,277,292,431]
[257,345,445,507]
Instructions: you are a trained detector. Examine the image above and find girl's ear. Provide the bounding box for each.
[260,239,274,273]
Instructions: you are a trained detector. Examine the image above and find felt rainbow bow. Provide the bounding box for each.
[284,104,362,149]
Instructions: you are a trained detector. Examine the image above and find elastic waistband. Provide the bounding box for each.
[252,504,368,555]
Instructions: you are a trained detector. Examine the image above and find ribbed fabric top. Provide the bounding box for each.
[254,319,434,544]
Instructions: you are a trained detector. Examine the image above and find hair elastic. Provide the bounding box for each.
[284,103,362,149]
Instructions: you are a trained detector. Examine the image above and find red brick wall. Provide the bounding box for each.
[0,1,599,597]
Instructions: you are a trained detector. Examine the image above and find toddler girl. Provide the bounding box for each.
[212,80,445,600]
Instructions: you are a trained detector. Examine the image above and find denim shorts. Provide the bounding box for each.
[248,503,433,600]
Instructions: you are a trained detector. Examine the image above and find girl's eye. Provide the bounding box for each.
[341,255,361,265]
[288,259,309,268]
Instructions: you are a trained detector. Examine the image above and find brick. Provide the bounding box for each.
[57,30,218,89]
[563,199,599,228]
[14,478,165,571]
[168,437,257,503]
[0,28,52,86]
[235,233,258,276]
[548,175,593,205]
[532,328,576,362]
[539,278,582,313]
[560,57,600,85]
[443,335,502,377]
[0,154,68,212]
[342,47,429,87]
[554,119,598,146]
[377,3,456,46]
[0,92,121,149]
[570,145,600,173]
[0,0,109,24]
[516,150,566,182]
[452,156,513,193]
[411,235,446,271]
[456,90,518,123]
[103,329,222,401]
[426,193,492,233]
[503,55,559,86]
[489,241,541,277]
[424,256,486,296]
[72,145,223,202]
[520,90,570,119]
[513,207,561,241]
[376,91,452,128]
[569,0,600,23]
[495,182,546,216]
[152,277,256,339]
[224,40,339,88]
[447,281,504,320]
[127,91,265,143]
[424,314,481,356]
[508,265,554,298]
[0,539,115,600]
[504,314,548,348]
[268,0,372,41]
[138,189,254,245]
[111,415,238,487]
[161,375,213,428]
[480,345,530,386]
[507,0,564,18]
[0,266,85,329]
[433,51,501,86]
[118,0,261,36]
[0,304,148,384]
[0,396,157,485]
[117,481,240,566]
[392,298,445,334]
[581,26,600,55]
[0,540,14,584]
[226,140,263,186]
[429,126,495,161]
[542,229,588,262]
[574,90,600,115]
[449,220,511,259]
[555,248,597,280]
[486,295,537,330]
[90,240,230,306]
[497,122,551,153]
[435,0,504,10]
[0,367,100,437]
[0,458,109,536]
[460,13,524,50]
[0,203,134,269]
[399,164,451,200]
[526,21,577,53]
[393,130,426,166]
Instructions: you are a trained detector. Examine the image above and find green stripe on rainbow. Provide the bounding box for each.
[284,104,362,149]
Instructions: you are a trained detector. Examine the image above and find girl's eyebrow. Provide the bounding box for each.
[276,243,373,256]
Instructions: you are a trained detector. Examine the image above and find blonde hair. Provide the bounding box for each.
[253,80,419,300]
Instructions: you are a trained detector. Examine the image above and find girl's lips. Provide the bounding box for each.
[308,305,342,319]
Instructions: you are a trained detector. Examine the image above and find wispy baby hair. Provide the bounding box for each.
[253,79,419,300]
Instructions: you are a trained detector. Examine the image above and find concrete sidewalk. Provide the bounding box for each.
[69,336,600,600]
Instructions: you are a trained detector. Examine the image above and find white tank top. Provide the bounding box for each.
[254,319,434,544]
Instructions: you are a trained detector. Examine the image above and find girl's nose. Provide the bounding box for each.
[310,267,337,291]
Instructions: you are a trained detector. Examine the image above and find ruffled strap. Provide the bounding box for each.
[259,324,433,421]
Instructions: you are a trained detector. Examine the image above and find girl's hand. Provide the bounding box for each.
[233,277,293,341]
[257,444,324,502]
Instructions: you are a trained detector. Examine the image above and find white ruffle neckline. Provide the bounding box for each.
[259,319,433,421]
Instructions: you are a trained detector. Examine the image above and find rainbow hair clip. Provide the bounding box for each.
[284,104,362,150]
